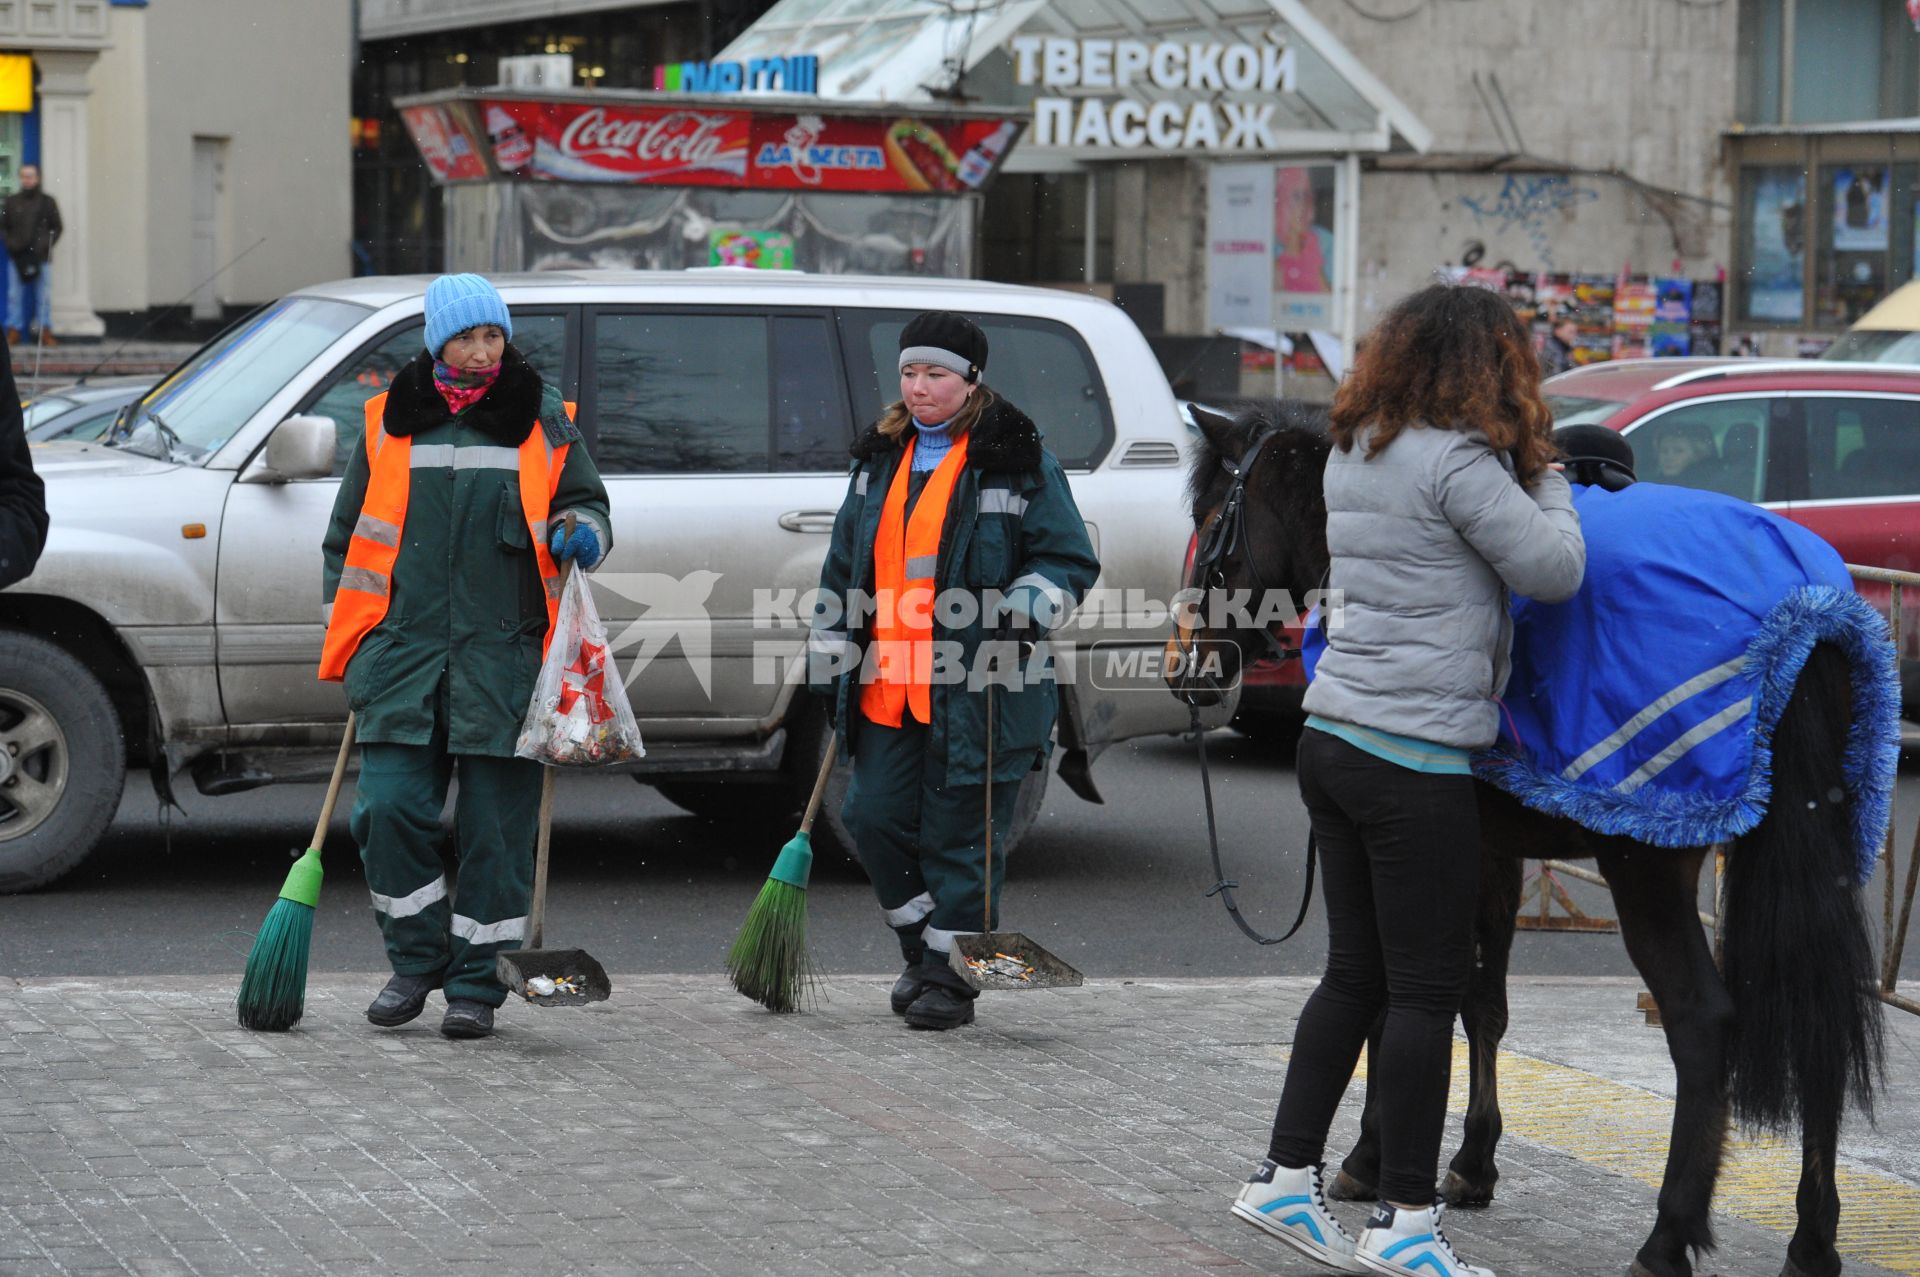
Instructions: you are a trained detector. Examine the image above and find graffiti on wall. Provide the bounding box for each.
[1460,175,1601,268]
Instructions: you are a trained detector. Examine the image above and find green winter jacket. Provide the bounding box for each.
[809,394,1101,785]
[322,346,612,756]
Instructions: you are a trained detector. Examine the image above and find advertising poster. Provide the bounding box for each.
[1746,169,1805,322]
[464,98,1018,194]
[1572,275,1616,365]
[1273,164,1336,330]
[709,228,795,269]
[1650,278,1692,357]
[1832,167,1888,251]
[1612,276,1655,359]
[1206,164,1274,332]
[400,104,488,183]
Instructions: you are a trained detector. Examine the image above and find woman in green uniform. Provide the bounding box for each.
[321,274,611,1040]
[809,312,1100,1031]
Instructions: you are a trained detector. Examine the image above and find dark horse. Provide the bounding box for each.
[1177,403,1886,1277]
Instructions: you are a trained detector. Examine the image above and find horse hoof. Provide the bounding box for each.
[1439,1170,1494,1210]
[1326,1169,1377,1201]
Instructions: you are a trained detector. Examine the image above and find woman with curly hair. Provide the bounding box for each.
[1230,284,1586,1277]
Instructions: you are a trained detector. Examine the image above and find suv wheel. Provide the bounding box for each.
[0,632,126,892]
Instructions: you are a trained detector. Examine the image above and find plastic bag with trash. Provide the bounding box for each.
[515,567,645,766]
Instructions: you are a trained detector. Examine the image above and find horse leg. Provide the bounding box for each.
[1328,1014,1384,1201]
[1598,844,1728,1277]
[1780,1085,1844,1277]
[1441,848,1522,1209]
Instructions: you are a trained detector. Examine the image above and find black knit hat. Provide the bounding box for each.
[899,311,988,383]
[1552,424,1636,492]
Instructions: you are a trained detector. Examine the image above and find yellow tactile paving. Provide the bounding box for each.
[1357,1042,1920,1275]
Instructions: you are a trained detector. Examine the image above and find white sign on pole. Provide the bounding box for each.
[1206,164,1273,332]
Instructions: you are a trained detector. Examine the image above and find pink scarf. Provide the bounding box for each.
[432,359,501,416]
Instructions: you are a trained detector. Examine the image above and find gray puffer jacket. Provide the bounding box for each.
[1303,421,1586,749]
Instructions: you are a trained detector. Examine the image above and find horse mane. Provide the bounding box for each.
[1184,399,1335,593]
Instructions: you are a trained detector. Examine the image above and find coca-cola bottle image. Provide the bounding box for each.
[487,104,535,174]
[955,120,1016,190]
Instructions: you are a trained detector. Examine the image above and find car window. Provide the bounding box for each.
[1803,396,1920,501]
[1626,400,1770,502]
[302,314,568,477]
[839,308,1114,469]
[588,311,850,474]
[53,400,128,443]
[1546,395,1626,428]
[22,395,78,432]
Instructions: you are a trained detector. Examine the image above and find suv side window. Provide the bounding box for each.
[838,309,1114,469]
[586,310,850,474]
[302,314,569,477]
[1803,396,1920,500]
[1626,399,1771,502]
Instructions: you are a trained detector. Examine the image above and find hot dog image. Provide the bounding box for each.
[885,119,965,194]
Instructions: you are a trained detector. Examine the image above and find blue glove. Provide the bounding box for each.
[548,521,603,569]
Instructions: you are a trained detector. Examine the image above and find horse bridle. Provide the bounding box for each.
[1177,423,1316,947]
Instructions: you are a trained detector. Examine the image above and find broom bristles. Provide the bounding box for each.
[237,845,324,1032]
[725,877,818,1013]
[237,897,315,1031]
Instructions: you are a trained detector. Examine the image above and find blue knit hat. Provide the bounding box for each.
[423,273,512,357]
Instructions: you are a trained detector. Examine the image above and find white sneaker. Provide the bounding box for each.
[1354,1200,1494,1277]
[1230,1160,1362,1271]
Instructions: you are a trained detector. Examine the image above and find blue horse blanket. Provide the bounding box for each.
[1303,482,1899,882]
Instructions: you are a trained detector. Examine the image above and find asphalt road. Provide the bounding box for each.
[4,728,1918,984]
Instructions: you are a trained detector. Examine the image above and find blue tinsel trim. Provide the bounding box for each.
[1472,585,1898,883]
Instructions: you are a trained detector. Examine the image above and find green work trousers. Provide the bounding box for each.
[842,715,1021,966]
[350,727,545,1008]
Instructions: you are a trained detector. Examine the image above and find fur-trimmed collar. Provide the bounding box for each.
[383,345,548,447]
[850,396,1043,473]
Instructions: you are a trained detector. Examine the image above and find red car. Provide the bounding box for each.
[1230,359,1920,733]
[1548,357,1920,703]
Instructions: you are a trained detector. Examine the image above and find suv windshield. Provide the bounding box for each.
[112,297,368,462]
[1547,394,1626,428]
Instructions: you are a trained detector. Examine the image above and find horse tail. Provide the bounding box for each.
[1722,641,1885,1131]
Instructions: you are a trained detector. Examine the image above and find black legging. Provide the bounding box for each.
[1267,726,1481,1205]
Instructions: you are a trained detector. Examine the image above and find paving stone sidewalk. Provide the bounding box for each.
[0,974,1913,1277]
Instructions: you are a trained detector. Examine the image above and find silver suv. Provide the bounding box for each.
[7,271,1225,891]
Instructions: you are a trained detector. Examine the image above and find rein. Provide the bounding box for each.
[1178,424,1316,947]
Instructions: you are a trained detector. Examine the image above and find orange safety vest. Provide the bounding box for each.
[859,434,970,727]
[318,393,574,682]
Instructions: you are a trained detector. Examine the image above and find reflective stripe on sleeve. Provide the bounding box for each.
[855,471,869,496]
[450,913,528,945]
[353,513,401,548]
[338,566,391,598]
[921,925,965,955]
[882,892,935,928]
[370,875,449,920]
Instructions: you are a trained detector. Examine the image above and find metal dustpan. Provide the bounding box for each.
[496,533,612,1009]
[947,679,1084,992]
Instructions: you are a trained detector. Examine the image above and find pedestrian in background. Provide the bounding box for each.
[0,336,46,587]
[808,311,1099,1031]
[1537,311,1578,379]
[1231,284,1585,1277]
[319,274,611,1040]
[1,165,61,346]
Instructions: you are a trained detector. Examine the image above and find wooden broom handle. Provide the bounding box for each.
[310,712,357,851]
[983,680,994,936]
[798,743,836,835]
[529,513,578,949]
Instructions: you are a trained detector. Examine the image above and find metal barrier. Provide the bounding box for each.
[1514,564,1919,1018]
[1849,564,1920,1017]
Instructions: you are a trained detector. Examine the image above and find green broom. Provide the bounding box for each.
[237,713,356,1031]
[726,745,836,1013]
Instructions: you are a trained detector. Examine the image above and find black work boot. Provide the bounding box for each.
[365,971,441,1027]
[440,999,495,1039]
[890,966,929,1015]
[903,951,977,1031]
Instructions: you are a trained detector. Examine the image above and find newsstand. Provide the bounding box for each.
[393,87,1024,276]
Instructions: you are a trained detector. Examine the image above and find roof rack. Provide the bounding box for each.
[1650,360,1913,391]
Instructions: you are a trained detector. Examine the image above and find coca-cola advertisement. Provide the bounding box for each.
[480,99,751,185]
[399,104,488,183]
[409,95,1021,196]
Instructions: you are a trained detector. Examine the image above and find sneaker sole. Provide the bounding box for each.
[1231,1201,1361,1272]
[1355,1250,1482,1277]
